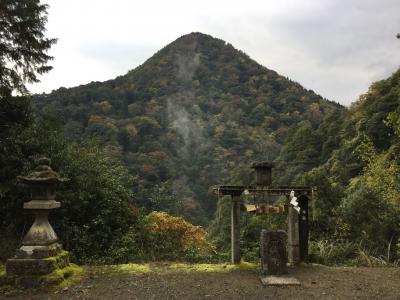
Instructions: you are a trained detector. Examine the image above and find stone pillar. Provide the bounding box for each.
[287,206,300,264]
[231,195,241,264]
[260,230,288,275]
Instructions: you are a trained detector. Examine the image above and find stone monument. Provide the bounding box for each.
[6,157,70,288]
[260,229,288,275]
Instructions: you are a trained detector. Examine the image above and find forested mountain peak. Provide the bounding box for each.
[34,32,343,224]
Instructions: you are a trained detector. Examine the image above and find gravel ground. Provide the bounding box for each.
[1,264,400,299]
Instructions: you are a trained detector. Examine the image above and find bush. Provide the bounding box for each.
[51,140,136,264]
[145,211,215,261]
[338,181,400,260]
[308,240,357,265]
[108,211,216,263]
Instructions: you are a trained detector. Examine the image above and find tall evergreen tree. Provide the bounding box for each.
[0,0,56,97]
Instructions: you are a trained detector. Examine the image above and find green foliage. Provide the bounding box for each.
[301,167,344,239]
[299,68,400,264]
[0,114,138,264]
[338,180,400,259]
[52,141,136,263]
[0,0,56,96]
[308,240,357,265]
[208,196,231,251]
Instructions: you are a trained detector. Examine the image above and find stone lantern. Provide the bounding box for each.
[251,161,274,186]
[6,157,70,288]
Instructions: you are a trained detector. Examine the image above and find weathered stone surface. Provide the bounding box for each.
[15,276,43,289]
[6,251,69,276]
[23,200,60,209]
[21,212,59,246]
[16,243,61,259]
[32,243,62,259]
[260,230,288,275]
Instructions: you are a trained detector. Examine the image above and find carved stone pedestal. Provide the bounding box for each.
[6,250,70,288]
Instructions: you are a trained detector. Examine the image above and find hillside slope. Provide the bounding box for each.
[34,32,342,224]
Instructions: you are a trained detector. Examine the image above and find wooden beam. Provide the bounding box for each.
[214,185,314,197]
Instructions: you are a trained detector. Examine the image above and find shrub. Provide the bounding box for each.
[145,212,214,261]
[108,211,216,263]
[308,240,357,265]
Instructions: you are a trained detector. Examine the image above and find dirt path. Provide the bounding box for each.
[2,264,400,299]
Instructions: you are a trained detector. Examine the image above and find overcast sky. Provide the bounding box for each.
[29,0,400,106]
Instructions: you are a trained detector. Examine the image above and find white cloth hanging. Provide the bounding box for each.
[289,190,300,213]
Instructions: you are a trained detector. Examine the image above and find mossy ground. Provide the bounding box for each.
[89,261,257,277]
[44,263,84,291]
[2,262,400,299]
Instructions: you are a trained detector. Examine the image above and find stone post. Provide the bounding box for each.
[231,195,241,264]
[287,206,300,264]
[260,230,288,275]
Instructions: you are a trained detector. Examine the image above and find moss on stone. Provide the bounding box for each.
[42,263,84,291]
[43,250,70,269]
[0,263,6,284]
[0,263,5,277]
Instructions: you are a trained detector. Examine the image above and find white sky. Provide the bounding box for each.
[29,0,400,106]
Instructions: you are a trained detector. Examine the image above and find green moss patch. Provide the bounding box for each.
[0,263,6,284]
[0,263,13,286]
[46,263,84,291]
[0,263,5,277]
[89,262,257,277]
[168,262,257,273]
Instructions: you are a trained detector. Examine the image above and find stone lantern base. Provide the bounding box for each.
[6,244,71,288]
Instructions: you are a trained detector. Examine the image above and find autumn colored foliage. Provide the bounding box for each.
[146,212,212,253]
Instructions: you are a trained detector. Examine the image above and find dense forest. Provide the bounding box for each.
[32,32,341,224]
[2,26,400,265]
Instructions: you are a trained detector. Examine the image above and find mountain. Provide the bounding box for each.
[33,32,343,224]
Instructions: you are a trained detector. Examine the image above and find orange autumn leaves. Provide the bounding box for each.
[146,212,212,253]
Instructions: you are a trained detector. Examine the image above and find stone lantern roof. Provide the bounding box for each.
[18,157,66,184]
